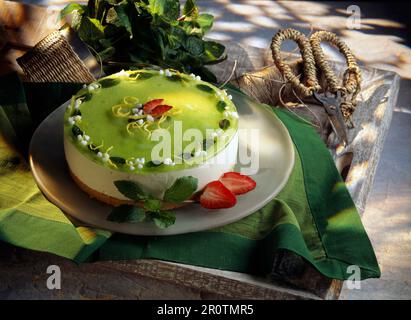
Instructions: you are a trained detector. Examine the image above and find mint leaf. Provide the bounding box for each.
[110,156,126,165]
[151,210,176,229]
[107,205,145,223]
[114,4,133,38]
[98,78,120,88]
[148,0,180,21]
[217,100,227,112]
[163,176,198,203]
[196,84,214,93]
[60,3,86,19]
[197,13,214,33]
[114,180,147,201]
[183,0,198,18]
[71,125,83,137]
[184,36,204,56]
[144,199,162,212]
[203,41,226,64]
[77,17,105,44]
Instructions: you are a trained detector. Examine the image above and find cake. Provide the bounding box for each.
[64,68,240,208]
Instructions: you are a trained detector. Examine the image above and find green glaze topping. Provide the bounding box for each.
[64,69,239,173]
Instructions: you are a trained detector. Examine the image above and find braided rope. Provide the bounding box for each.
[270,28,320,97]
[310,30,361,95]
[271,28,362,122]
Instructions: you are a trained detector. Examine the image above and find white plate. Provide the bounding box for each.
[29,90,294,235]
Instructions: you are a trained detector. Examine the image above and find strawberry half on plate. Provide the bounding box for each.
[220,172,256,195]
[200,181,237,209]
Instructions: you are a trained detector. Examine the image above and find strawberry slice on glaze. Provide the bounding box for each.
[143,99,164,114]
[150,104,173,117]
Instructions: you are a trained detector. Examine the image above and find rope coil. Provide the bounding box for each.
[270,28,362,122]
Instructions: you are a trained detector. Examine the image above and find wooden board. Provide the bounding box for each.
[0,2,399,300]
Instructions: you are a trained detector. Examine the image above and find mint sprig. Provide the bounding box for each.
[109,176,198,229]
[107,205,145,223]
[114,180,147,201]
[61,0,226,82]
[163,176,198,203]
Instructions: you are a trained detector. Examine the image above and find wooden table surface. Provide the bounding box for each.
[0,1,400,300]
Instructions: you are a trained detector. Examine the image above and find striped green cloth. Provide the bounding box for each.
[0,73,380,280]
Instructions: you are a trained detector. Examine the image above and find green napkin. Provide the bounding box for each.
[0,73,380,280]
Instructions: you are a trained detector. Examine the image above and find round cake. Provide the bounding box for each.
[64,69,239,206]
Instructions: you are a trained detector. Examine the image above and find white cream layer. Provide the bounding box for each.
[64,132,238,201]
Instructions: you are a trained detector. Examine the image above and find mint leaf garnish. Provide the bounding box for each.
[151,210,176,229]
[98,78,120,88]
[110,156,126,165]
[196,84,214,93]
[163,176,198,203]
[144,199,162,212]
[114,180,147,201]
[107,205,145,223]
[71,125,83,137]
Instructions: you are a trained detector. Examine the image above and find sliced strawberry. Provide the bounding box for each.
[200,181,237,209]
[143,99,164,114]
[150,104,173,117]
[219,172,256,195]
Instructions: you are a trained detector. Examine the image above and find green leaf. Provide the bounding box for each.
[71,125,83,137]
[216,100,227,112]
[72,109,81,117]
[98,78,120,87]
[203,41,226,63]
[114,180,147,201]
[151,210,176,229]
[196,84,214,93]
[163,176,198,203]
[60,3,86,19]
[183,0,198,18]
[77,17,106,44]
[219,119,230,130]
[107,205,146,223]
[144,199,162,212]
[114,4,133,38]
[148,0,180,21]
[110,156,126,165]
[184,36,204,56]
[197,13,214,33]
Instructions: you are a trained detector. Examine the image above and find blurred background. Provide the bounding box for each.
[2,0,411,299]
